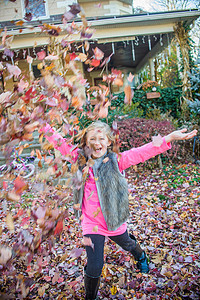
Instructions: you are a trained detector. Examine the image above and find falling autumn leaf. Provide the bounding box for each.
[93,47,104,60]
[45,54,59,61]
[103,157,109,163]
[127,72,134,83]
[15,20,24,26]
[17,79,29,93]
[35,149,42,160]
[69,52,78,60]
[71,96,84,108]
[124,85,133,105]
[91,59,100,67]
[37,50,46,60]
[6,192,20,202]
[54,220,63,235]
[82,236,94,250]
[78,53,87,62]
[84,40,90,51]
[98,106,108,118]
[13,177,27,195]
[92,208,100,218]
[92,225,98,232]
[152,134,163,147]
[110,285,117,295]
[6,63,21,78]
[0,246,12,265]
[113,77,123,86]
[24,12,32,21]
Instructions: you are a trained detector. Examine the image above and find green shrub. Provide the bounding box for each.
[132,86,181,119]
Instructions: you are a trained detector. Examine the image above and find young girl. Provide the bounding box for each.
[40,121,197,300]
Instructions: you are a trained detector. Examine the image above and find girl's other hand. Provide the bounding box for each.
[165,128,198,143]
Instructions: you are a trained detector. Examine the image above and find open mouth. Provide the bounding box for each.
[93,147,102,153]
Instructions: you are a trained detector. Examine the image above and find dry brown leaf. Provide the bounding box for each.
[78,53,87,62]
[84,40,90,52]
[7,192,20,202]
[124,85,133,105]
[71,163,79,174]
[98,106,108,118]
[93,207,100,218]
[82,236,94,249]
[73,203,81,210]
[103,157,109,163]
[71,96,84,109]
[0,246,12,264]
[6,213,15,232]
[113,78,123,86]
[92,225,98,232]
[24,121,39,133]
[36,149,42,160]
[38,286,46,297]
[15,20,25,26]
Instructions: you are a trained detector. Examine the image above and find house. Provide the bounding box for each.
[0,1,200,92]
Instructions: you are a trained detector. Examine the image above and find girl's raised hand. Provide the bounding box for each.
[165,128,198,143]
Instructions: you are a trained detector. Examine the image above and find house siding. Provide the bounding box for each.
[80,1,110,17]
[0,1,23,22]
[0,0,132,23]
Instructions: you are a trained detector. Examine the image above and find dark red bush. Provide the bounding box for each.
[117,118,183,163]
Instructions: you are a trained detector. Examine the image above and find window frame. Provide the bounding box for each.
[21,0,49,21]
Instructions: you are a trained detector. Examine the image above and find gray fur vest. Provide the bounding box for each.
[73,152,129,231]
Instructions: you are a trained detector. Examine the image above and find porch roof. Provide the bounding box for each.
[1,9,200,72]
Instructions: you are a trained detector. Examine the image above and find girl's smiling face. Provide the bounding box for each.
[86,128,111,159]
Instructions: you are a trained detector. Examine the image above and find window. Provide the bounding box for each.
[22,0,49,20]
[32,65,42,79]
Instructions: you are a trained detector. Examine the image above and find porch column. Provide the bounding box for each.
[134,74,139,85]
[176,44,183,78]
[149,58,155,81]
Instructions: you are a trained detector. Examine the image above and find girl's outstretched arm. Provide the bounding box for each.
[118,137,171,170]
[165,128,197,143]
[118,128,198,171]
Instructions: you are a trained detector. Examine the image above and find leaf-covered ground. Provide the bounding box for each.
[0,163,199,300]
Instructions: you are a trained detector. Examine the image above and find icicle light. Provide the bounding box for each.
[148,35,151,51]
[135,36,139,46]
[131,40,135,61]
[160,34,163,46]
[112,42,115,54]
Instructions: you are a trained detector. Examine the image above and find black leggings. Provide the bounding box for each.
[84,230,137,278]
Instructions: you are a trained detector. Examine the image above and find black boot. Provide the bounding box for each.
[129,234,149,273]
[84,273,100,300]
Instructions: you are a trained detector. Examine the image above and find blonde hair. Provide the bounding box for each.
[77,121,115,149]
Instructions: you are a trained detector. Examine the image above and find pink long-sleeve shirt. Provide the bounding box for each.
[40,124,171,236]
